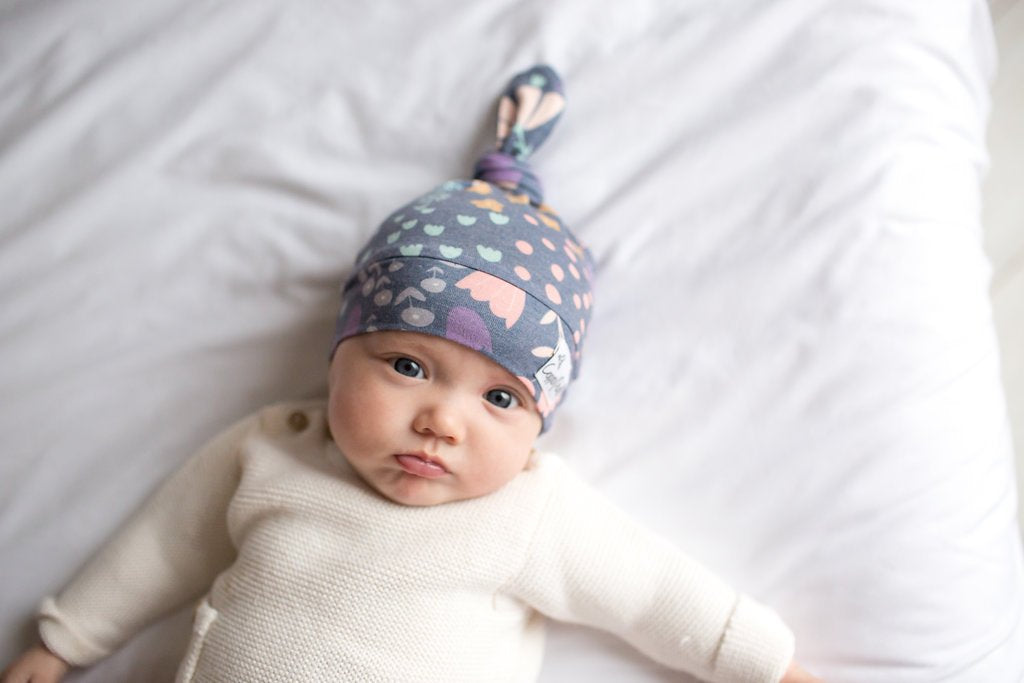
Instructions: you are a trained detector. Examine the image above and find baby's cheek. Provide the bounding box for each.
[478,450,532,495]
[327,390,373,452]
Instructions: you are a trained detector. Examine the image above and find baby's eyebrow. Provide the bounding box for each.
[391,339,437,357]
[363,332,430,354]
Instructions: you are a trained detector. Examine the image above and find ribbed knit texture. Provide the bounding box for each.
[38,401,794,682]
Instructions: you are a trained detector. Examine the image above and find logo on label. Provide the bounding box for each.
[535,335,572,404]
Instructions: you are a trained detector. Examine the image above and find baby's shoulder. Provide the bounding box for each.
[516,450,616,514]
[525,450,576,481]
[505,450,588,504]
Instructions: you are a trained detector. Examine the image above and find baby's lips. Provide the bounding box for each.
[395,453,449,479]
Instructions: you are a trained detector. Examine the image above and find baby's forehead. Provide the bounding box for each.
[359,330,505,370]
[357,329,453,353]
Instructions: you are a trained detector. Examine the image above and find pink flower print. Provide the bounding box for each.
[516,375,552,418]
[496,82,566,150]
[536,388,555,418]
[455,271,525,329]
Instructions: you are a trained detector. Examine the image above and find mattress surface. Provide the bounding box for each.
[1,1,1020,680]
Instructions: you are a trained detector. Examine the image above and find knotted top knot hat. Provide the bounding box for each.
[332,65,595,432]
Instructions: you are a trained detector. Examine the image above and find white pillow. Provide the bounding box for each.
[0,1,1019,681]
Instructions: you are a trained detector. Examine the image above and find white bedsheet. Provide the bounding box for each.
[2,1,1021,681]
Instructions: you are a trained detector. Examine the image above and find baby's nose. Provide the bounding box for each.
[411,400,466,444]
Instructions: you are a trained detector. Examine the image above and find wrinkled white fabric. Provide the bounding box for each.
[1,1,1020,681]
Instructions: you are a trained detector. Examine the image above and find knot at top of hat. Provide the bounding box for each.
[472,65,566,206]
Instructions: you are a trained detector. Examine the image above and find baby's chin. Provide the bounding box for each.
[350,465,472,507]
[369,470,516,507]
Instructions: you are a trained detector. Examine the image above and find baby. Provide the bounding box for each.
[3,66,819,683]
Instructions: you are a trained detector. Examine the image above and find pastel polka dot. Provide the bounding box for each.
[574,330,581,344]
[514,265,531,281]
[516,240,534,255]
[580,318,586,334]
[568,264,580,280]
[541,237,556,251]
[545,283,562,305]
[538,212,560,230]
[573,294,581,309]
[550,264,564,281]
[583,293,591,309]
[524,214,538,226]
[471,198,503,212]
[563,245,578,263]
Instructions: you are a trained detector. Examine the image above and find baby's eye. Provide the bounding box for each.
[392,357,424,378]
[485,388,519,409]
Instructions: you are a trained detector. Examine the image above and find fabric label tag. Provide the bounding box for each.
[535,335,572,404]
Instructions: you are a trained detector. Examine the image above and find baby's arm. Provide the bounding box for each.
[508,458,805,683]
[1,644,68,683]
[782,659,822,682]
[22,413,257,671]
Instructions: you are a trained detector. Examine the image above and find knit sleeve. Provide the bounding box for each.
[506,459,795,683]
[37,412,257,667]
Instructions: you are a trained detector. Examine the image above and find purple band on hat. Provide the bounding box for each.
[473,151,544,206]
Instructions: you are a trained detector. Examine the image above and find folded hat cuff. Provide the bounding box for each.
[332,255,580,432]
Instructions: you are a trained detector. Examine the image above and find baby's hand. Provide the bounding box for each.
[1,644,69,683]
[780,658,823,683]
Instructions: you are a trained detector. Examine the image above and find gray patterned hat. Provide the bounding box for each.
[332,65,595,431]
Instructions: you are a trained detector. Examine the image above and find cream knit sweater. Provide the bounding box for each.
[38,401,794,682]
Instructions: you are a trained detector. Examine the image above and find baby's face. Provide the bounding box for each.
[327,331,542,506]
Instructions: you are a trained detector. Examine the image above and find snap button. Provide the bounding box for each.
[287,411,309,432]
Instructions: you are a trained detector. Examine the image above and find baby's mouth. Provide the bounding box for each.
[394,453,449,479]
